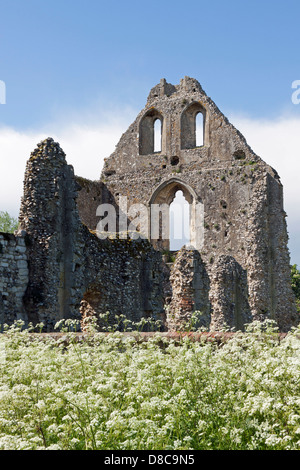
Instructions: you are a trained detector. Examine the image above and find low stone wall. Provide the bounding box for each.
[0,232,29,325]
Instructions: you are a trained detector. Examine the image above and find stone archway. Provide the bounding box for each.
[148,178,204,251]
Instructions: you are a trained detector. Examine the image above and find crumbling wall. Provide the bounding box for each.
[0,232,29,326]
[79,232,164,329]
[75,177,113,231]
[100,76,297,331]
[167,248,211,331]
[16,138,165,330]
[18,138,80,327]
[0,77,297,333]
[209,255,252,331]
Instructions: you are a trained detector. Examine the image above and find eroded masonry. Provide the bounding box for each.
[0,77,297,331]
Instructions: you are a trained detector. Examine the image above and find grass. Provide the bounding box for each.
[0,319,299,450]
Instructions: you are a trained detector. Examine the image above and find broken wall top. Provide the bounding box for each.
[102,76,278,181]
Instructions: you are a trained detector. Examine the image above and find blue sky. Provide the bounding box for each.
[1,0,299,126]
[0,0,300,264]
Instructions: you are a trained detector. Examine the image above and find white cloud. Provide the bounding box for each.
[0,111,299,263]
[0,127,44,216]
[229,114,300,214]
[0,111,135,217]
[229,113,300,265]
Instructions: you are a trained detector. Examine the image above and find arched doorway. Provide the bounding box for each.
[149,178,204,251]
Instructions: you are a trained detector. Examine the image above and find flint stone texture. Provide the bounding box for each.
[0,232,29,325]
[0,77,297,332]
[167,248,211,331]
[15,138,164,331]
[209,255,252,331]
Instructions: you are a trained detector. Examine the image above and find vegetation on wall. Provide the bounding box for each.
[0,211,18,233]
[291,264,300,313]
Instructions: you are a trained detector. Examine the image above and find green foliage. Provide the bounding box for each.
[291,264,300,298]
[0,320,300,450]
[79,313,163,334]
[162,250,176,263]
[175,310,208,333]
[0,211,18,233]
[291,264,300,313]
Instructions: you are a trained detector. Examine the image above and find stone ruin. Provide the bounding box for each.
[0,77,297,332]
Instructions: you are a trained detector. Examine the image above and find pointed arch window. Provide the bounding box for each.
[181,102,206,149]
[149,178,204,252]
[139,109,163,155]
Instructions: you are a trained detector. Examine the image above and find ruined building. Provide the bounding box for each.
[0,77,297,332]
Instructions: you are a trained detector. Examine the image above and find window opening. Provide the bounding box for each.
[196,112,204,147]
[139,110,163,155]
[154,118,162,152]
[169,190,190,251]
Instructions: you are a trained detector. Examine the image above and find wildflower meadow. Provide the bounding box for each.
[0,319,299,450]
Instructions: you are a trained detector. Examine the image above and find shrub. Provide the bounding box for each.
[0,211,18,233]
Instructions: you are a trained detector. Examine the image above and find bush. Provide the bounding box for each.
[291,264,300,313]
[0,211,18,233]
